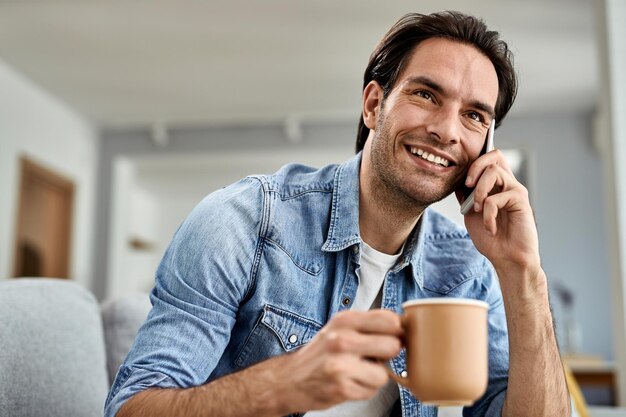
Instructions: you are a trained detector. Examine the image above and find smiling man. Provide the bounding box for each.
[106,11,570,417]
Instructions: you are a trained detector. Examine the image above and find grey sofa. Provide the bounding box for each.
[0,278,151,417]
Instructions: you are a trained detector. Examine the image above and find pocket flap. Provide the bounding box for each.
[261,305,323,351]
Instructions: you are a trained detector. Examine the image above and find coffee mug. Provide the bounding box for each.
[388,298,489,406]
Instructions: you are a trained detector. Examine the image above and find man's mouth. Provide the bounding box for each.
[409,146,451,167]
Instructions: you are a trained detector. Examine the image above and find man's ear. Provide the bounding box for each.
[362,81,384,130]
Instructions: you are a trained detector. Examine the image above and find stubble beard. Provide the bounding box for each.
[368,113,458,223]
[368,121,427,225]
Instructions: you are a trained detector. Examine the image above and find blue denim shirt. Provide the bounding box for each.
[105,153,509,417]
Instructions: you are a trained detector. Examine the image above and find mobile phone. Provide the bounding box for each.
[459,120,495,215]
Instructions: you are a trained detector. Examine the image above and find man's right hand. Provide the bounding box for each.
[274,309,403,414]
[116,309,403,417]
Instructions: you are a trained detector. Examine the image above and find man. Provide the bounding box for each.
[105,11,570,417]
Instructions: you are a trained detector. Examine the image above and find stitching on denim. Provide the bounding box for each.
[264,304,324,329]
[280,186,333,201]
[424,231,471,240]
[261,304,323,352]
[244,177,270,302]
[264,237,323,275]
[233,309,265,367]
[320,160,347,250]
[423,275,478,295]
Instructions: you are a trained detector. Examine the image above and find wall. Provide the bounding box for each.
[597,0,626,405]
[98,111,612,361]
[0,60,98,291]
[496,113,612,361]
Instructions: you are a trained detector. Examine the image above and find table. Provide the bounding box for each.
[588,406,626,417]
[438,406,626,417]
[569,361,617,405]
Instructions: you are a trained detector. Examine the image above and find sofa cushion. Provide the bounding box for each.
[101,292,152,384]
[0,278,109,417]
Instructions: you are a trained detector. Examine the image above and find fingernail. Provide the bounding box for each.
[465,176,473,186]
[474,202,480,212]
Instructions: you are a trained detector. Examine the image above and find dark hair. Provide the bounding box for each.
[356,11,518,152]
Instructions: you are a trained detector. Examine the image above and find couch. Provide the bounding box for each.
[0,278,151,417]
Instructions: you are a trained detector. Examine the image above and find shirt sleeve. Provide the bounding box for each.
[464,262,510,417]
[104,176,266,417]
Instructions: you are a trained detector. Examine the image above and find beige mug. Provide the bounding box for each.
[388,298,489,406]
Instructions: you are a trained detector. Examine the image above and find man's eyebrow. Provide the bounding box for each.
[469,101,496,120]
[405,76,496,119]
[405,76,445,95]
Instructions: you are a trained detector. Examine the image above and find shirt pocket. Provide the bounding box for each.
[234,304,322,369]
[422,263,478,295]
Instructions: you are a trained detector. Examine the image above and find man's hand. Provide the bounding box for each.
[276,309,403,414]
[117,309,403,417]
[458,149,540,277]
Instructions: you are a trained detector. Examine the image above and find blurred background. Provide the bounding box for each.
[1,0,625,408]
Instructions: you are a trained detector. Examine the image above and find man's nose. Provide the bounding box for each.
[424,107,461,145]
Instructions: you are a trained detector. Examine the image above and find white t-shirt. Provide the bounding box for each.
[305,242,401,417]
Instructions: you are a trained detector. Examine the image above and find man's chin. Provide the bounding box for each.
[402,190,455,209]
[408,184,457,206]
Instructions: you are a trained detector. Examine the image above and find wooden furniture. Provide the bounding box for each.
[565,355,617,406]
[588,406,626,417]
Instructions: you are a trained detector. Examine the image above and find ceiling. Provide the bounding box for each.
[0,0,598,130]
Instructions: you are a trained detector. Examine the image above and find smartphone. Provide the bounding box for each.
[459,119,495,215]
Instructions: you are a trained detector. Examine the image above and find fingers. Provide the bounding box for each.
[330,309,403,336]
[316,310,403,360]
[464,152,531,236]
[320,327,402,360]
[481,189,523,235]
[470,164,510,211]
[322,354,389,391]
[351,358,390,392]
[465,149,513,190]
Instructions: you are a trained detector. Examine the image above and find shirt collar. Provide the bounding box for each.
[321,152,363,252]
[321,152,434,288]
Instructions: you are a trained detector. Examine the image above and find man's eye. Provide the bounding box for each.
[467,112,485,123]
[414,90,433,100]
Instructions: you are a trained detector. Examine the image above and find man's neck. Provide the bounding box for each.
[359,153,424,255]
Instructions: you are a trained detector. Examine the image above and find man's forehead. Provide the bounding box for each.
[396,38,499,106]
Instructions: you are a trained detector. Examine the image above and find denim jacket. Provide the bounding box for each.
[105,153,509,417]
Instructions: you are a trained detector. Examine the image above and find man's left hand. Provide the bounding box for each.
[457,149,541,276]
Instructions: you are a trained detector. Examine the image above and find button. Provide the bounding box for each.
[342,297,351,306]
[352,246,359,254]
[400,370,408,378]
[288,334,298,344]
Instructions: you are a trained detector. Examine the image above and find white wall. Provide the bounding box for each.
[0,60,98,290]
[107,157,162,298]
[597,0,626,405]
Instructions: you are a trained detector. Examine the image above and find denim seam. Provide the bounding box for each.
[261,305,323,352]
[264,237,322,275]
[264,304,324,329]
[280,187,333,201]
[425,232,471,241]
[423,274,481,295]
[244,177,271,302]
[327,162,342,246]
[233,309,265,367]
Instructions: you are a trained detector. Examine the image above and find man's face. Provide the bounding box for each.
[363,37,499,206]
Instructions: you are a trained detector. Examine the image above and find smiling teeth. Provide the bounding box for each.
[410,147,450,167]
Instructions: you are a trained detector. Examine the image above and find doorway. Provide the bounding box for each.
[13,157,75,278]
